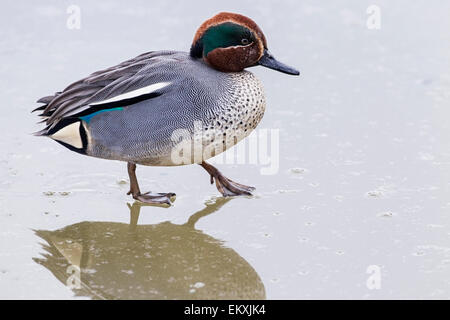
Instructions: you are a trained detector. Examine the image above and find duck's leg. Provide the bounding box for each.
[126,162,176,205]
[200,161,255,197]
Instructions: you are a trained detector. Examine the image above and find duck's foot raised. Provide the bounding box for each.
[127,162,176,205]
[200,161,255,197]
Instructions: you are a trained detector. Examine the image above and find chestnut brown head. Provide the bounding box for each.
[190,12,299,75]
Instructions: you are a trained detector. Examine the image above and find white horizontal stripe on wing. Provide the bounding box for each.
[90,82,171,106]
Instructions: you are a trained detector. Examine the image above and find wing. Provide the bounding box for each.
[33,50,183,134]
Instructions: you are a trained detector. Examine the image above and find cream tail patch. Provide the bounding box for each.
[50,121,82,149]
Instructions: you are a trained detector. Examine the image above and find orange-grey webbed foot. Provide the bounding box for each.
[200,161,255,197]
[127,162,176,205]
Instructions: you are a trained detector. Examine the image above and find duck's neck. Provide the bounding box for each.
[190,40,203,58]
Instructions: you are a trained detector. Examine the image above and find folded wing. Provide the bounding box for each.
[33,50,179,134]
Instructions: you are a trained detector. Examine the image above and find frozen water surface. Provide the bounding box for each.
[1,0,450,299]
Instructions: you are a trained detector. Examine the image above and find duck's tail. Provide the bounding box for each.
[32,94,88,155]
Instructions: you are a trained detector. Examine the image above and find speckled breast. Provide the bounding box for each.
[193,71,266,162]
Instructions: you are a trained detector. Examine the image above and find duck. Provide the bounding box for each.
[33,12,299,205]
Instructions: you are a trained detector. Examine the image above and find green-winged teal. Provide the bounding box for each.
[33,12,299,205]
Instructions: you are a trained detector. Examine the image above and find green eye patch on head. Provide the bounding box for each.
[201,22,254,56]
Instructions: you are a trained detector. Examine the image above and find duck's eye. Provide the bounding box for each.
[241,38,250,45]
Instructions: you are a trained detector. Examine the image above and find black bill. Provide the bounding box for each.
[257,49,300,75]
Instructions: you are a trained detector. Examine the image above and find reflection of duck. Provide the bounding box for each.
[34,198,265,299]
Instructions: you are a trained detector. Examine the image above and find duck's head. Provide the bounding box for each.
[190,12,299,75]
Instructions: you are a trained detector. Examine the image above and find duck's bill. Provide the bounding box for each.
[258,49,300,75]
